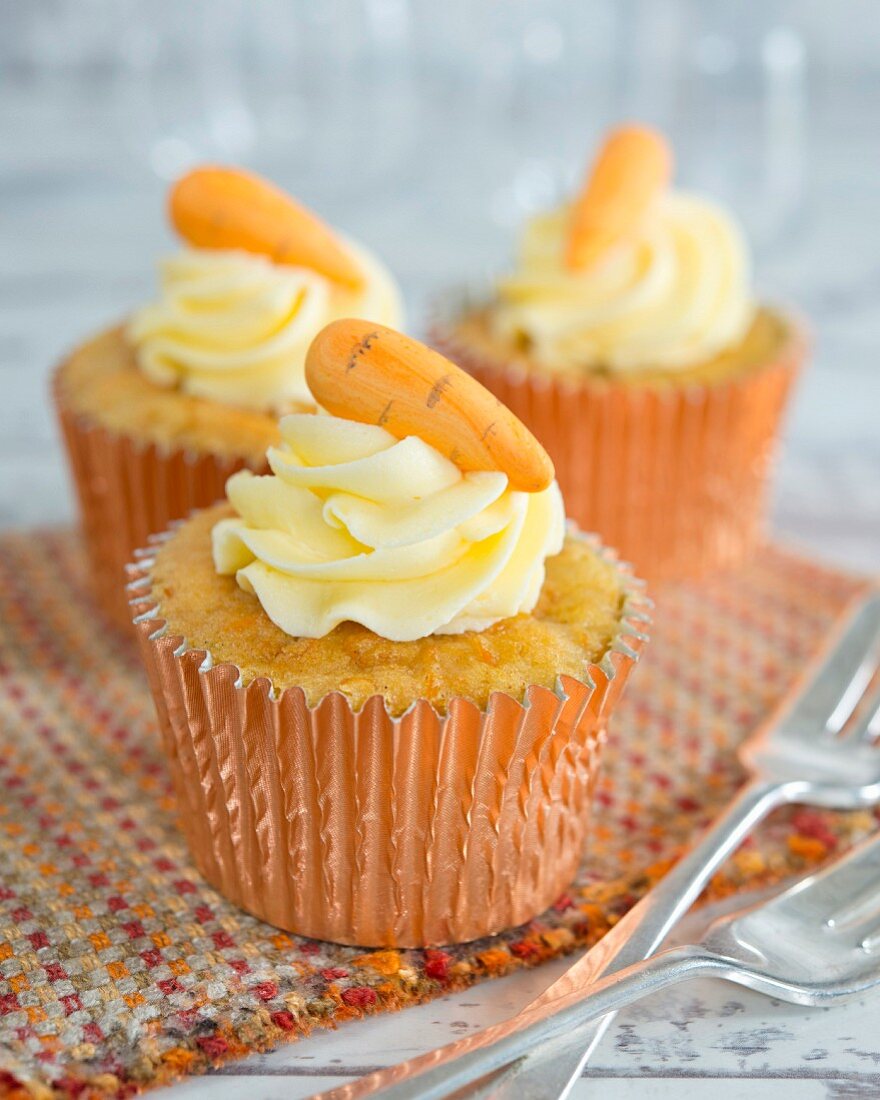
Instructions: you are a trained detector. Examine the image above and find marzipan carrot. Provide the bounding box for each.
[306,320,555,493]
[566,124,672,271]
[169,166,364,289]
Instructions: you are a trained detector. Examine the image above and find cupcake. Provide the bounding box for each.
[128,321,649,947]
[433,125,807,582]
[55,166,403,629]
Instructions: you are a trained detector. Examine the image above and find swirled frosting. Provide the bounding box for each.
[492,192,754,374]
[128,241,402,411]
[212,413,565,641]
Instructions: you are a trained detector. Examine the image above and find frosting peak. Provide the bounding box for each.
[493,191,755,375]
[212,413,565,642]
[128,242,402,412]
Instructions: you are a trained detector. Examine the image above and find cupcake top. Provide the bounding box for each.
[490,125,756,376]
[151,502,625,715]
[211,321,566,642]
[145,321,632,713]
[128,167,403,412]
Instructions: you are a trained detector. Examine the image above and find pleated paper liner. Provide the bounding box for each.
[126,525,650,948]
[431,303,807,584]
[53,367,265,633]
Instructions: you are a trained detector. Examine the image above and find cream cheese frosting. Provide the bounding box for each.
[212,412,565,642]
[492,191,754,374]
[128,241,403,411]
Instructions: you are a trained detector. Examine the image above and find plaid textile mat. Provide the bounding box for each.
[0,530,874,1099]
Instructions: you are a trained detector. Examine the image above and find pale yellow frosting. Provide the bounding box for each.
[212,413,565,642]
[493,192,754,374]
[128,242,403,411]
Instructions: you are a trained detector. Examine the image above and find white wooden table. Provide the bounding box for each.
[165,913,880,1099]
[2,73,879,1099]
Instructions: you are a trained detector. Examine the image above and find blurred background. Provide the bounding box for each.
[1,0,878,569]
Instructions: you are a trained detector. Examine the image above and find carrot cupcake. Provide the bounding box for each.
[129,321,649,947]
[55,167,402,629]
[434,125,806,582]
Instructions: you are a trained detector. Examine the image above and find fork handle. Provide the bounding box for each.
[316,947,726,1100]
[467,776,796,1100]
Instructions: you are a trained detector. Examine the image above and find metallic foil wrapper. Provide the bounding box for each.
[127,527,649,948]
[432,304,807,584]
[53,368,262,631]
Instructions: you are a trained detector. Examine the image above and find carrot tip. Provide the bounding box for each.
[168,165,365,290]
[566,124,673,272]
[305,320,554,492]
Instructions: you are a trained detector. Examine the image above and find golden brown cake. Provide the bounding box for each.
[57,327,279,464]
[150,503,625,717]
[449,305,790,390]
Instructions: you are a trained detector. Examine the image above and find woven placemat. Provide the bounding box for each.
[0,530,875,1099]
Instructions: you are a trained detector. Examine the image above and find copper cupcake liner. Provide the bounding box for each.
[431,304,807,584]
[126,525,649,948]
[53,368,264,632]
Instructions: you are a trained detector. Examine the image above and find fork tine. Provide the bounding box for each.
[800,835,880,930]
[785,594,880,736]
[863,688,880,741]
[860,930,880,954]
[828,650,880,735]
[838,681,880,743]
[826,876,880,932]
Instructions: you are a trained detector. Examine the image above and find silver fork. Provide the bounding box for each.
[317,832,880,1100]
[323,589,880,1100]
[470,589,880,1100]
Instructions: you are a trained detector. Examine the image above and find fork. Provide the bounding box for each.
[464,589,880,1100]
[323,589,880,1099]
[317,831,880,1100]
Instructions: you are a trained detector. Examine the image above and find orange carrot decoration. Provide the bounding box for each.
[566,124,672,272]
[169,166,365,290]
[306,320,555,493]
